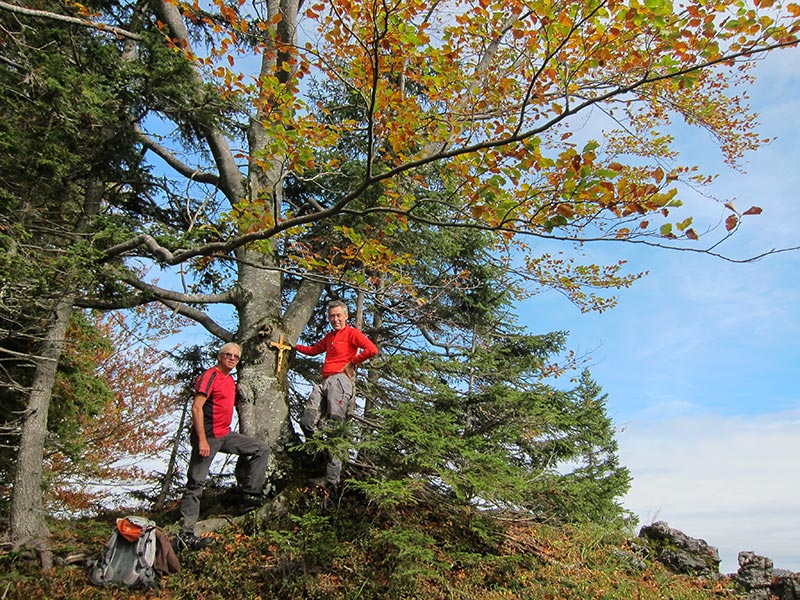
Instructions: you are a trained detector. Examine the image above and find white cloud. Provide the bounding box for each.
[618,409,800,574]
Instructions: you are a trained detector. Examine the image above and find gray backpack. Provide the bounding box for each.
[87,515,159,590]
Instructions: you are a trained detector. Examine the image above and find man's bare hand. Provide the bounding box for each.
[199,440,211,457]
[344,362,355,379]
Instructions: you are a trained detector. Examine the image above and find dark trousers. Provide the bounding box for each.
[179,431,269,534]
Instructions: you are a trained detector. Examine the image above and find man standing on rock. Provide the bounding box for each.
[176,342,270,550]
[295,300,378,488]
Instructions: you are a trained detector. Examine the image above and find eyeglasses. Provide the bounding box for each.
[222,352,241,361]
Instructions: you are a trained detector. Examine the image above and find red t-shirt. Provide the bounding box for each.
[194,366,236,438]
[296,325,378,378]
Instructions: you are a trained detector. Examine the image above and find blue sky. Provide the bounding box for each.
[522,52,800,573]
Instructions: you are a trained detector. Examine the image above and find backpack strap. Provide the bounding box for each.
[87,529,120,586]
[133,522,159,590]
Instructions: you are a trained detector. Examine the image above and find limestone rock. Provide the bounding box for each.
[638,521,720,578]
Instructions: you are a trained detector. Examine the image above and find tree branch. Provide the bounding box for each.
[149,0,244,203]
[0,0,142,41]
[136,127,221,187]
[337,204,800,264]
[159,300,234,341]
[121,273,238,305]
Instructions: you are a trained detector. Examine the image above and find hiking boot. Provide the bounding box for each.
[308,476,338,490]
[237,492,266,509]
[174,532,213,552]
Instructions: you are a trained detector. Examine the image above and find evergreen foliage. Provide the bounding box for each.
[349,340,629,523]
[292,216,629,524]
[0,0,148,519]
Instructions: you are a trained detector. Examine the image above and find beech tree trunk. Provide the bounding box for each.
[231,0,324,460]
[235,270,325,462]
[146,0,326,467]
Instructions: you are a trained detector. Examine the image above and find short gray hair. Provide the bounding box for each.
[219,342,242,357]
[327,300,348,315]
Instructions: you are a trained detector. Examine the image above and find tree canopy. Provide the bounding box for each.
[1,0,798,544]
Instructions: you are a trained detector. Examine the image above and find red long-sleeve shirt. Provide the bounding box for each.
[296,325,378,378]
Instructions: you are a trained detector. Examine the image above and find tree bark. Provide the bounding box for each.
[153,392,191,512]
[235,275,325,462]
[9,292,74,543]
[231,0,323,462]
[10,179,103,547]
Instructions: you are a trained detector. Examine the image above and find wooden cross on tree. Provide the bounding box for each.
[269,335,292,373]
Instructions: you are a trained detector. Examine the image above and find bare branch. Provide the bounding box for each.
[158,301,233,341]
[149,0,244,203]
[120,273,237,305]
[0,0,142,41]
[136,127,221,187]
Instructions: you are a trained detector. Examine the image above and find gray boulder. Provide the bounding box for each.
[638,521,720,578]
[771,571,800,600]
[735,552,800,600]
[735,551,773,600]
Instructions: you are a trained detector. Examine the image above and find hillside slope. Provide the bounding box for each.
[1,486,744,599]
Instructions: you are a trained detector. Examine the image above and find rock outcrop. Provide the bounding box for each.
[636,521,799,600]
[736,551,774,600]
[638,521,720,578]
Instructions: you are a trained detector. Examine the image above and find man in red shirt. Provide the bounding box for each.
[177,342,270,550]
[295,300,378,487]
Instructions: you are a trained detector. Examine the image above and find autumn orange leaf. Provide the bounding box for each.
[742,206,763,215]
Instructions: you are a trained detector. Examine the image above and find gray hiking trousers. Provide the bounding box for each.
[299,372,354,484]
[179,431,269,534]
